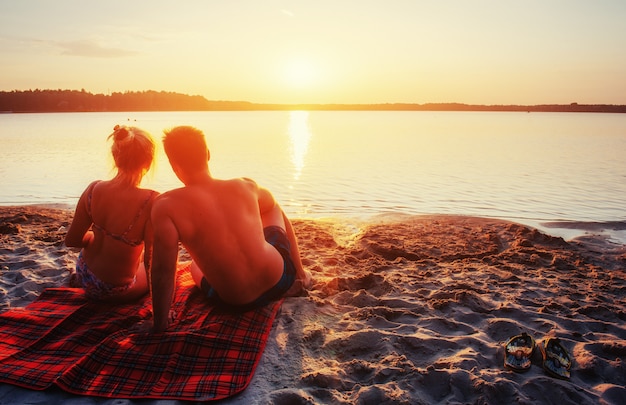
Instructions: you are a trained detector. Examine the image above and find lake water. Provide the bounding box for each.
[1,111,625,241]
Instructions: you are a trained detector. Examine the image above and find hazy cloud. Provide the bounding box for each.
[55,39,138,58]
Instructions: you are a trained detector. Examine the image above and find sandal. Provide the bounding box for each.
[504,332,535,372]
[539,337,572,379]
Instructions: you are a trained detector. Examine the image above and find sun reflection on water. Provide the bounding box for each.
[287,111,312,180]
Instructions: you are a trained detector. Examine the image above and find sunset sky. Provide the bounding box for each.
[1,1,625,105]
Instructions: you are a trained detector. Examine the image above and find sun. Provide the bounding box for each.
[283,59,317,88]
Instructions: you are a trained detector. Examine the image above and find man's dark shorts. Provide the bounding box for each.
[200,226,296,311]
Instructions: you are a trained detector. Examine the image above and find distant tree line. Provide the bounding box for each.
[0,89,253,112]
[1,89,625,113]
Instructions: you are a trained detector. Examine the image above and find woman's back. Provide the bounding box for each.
[82,180,157,283]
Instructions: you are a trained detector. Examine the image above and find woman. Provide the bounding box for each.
[65,125,158,303]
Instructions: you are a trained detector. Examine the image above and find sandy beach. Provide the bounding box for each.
[1,206,625,404]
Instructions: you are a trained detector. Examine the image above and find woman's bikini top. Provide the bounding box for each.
[87,181,156,247]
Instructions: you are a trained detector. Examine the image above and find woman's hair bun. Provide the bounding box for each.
[111,124,131,142]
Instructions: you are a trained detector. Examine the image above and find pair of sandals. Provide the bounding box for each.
[504,332,572,379]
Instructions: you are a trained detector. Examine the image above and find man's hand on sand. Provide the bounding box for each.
[131,310,177,333]
[285,270,312,297]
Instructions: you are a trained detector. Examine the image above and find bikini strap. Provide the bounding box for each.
[88,183,155,247]
[118,190,157,239]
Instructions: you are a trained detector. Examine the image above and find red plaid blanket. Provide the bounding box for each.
[0,265,282,401]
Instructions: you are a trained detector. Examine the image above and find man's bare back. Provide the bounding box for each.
[148,126,310,332]
[153,177,288,304]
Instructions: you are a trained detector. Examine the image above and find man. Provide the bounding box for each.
[148,126,311,332]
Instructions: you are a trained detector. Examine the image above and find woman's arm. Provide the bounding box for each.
[64,181,97,248]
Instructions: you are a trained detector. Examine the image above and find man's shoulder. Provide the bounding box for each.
[153,187,188,208]
[156,187,187,199]
[240,176,256,183]
[233,177,258,189]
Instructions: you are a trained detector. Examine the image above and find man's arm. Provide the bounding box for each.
[256,183,311,292]
[282,210,312,293]
[143,218,154,275]
[150,199,180,332]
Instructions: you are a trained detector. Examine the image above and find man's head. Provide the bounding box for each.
[162,126,210,179]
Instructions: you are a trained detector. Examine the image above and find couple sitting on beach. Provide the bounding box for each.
[65,125,311,332]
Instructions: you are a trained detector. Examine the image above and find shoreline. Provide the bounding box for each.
[3,202,625,245]
[1,206,625,404]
